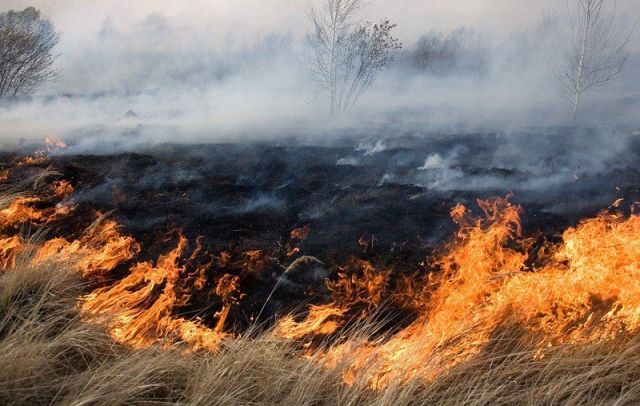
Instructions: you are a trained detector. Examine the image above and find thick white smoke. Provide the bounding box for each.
[0,0,638,148]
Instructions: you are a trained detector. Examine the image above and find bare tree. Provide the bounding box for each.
[0,7,58,101]
[560,0,633,121]
[307,0,401,116]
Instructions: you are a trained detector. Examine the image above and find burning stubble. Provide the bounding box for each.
[2,136,640,392]
[0,1,639,403]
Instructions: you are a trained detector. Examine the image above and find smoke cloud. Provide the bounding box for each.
[0,0,638,149]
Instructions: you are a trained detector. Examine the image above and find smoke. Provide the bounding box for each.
[352,125,638,218]
[0,0,638,150]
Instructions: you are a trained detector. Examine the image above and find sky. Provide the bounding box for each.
[3,0,640,51]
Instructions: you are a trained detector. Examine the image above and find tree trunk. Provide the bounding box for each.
[572,0,592,122]
[572,91,582,122]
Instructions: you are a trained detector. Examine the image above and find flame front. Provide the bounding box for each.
[2,162,640,390]
[35,216,140,278]
[278,197,640,388]
[81,235,231,351]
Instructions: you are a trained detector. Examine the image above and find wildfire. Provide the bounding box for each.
[275,305,348,340]
[51,180,74,199]
[34,216,140,278]
[290,225,311,240]
[2,166,640,390]
[0,185,235,351]
[0,180,75,231]
[15,136,67,166]
[278,197,640,388]
[43,136,66,152]
[0,197,48,225]
[81,235,235,351]
[287,225,311,257]
[0,235,23,269]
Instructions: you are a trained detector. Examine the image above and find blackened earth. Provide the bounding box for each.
[2,127,639,331]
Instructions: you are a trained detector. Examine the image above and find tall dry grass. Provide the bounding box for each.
[1,181,640,405]
[2,254,640,405]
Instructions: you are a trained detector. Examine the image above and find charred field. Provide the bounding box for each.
[2,0,640,403]
[3,127,640,404]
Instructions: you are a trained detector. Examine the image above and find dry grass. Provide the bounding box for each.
[0,256,355,405]
[1,191,640,406]
[2,258,640,405]
[3,173,640,404]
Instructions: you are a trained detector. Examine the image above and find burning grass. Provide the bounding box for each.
[4,231,640,404]
[3,154,640,404]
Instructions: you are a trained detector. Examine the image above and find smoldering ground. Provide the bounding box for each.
[1,125,637,331]
[27,126,640,254]
[0,2,639,226]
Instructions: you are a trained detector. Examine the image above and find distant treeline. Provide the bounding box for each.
[396,28,491,76]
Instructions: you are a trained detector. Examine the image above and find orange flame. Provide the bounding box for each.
[51,180,74,199]
[43,136,66,153]
[0,197,48,225]
[282,197,640,388]
[5,170,640,390]
[290,226,311,240]
[0,191,76,271]
[81,235,238,351]
[34,217,140,278]
[0,236,24,270]
[275,305,348,340]
[15,137,67,166]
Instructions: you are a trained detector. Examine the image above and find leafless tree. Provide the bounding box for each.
[560,0,633,121]
[0,7,58,101]
[307,0,401,116]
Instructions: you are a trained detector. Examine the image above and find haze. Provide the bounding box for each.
[0,0,638,148]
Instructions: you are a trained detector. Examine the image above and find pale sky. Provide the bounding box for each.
[3,0,639,50]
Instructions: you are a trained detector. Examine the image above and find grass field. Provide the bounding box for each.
[2,176,640,405]
[2,239,640,405]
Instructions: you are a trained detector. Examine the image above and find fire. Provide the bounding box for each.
[0,177,238,352]
[327,259,392,310]
[0,197,48,225]
[0,191,133,275]
[275,305,348,340]
[3,165,640,390]
[34,216,140,278]
[0,195,73,231]
[43,136,66,152]
[51,180,74,199]
[213,274,242,333]
[290,225,311,240]
[0,189,65,270]
[36,136,66,159]
[16,156,48,166]
[81,235,236,351]
[242,250,265,273]
[287,226,311,256]
[15,136,66,166]
[280,197,640,388]
[0,236,23,270]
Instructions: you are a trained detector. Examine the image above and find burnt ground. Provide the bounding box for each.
[2,126,640,331]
